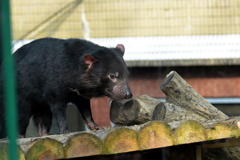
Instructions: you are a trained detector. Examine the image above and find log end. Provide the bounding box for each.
[138,121,173,150]
[110,100,122,124]
[110,99,137,125]
[0,143,25,160]
[104,128,139,154]
[26,138,64,160]
[159,71,176,90]
[174,120,207,145]
[65,133,103,158]
[207,123,240,140]
[152,102,166,121]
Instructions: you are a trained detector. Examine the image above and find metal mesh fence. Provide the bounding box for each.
[11,0,240,41]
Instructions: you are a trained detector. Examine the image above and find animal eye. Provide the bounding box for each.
[109,74,116,79]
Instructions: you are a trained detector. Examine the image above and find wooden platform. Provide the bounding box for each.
[63,137,240,160]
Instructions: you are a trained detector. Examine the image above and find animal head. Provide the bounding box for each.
[82,44,132,100]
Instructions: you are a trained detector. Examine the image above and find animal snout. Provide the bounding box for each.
[124,90,132,99]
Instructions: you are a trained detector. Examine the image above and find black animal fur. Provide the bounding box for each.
[0,38,132,138]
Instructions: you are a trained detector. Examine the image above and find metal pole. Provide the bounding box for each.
[0,0,19,160]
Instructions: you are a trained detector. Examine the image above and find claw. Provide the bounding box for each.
[62,130,71,134]
[86,122,104,130]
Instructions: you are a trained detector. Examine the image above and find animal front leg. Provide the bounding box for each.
[73,98,103,130]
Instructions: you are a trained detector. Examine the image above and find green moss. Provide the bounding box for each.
[65,133,103,158]
[207,123,240,140]
[174,120,206,145]
[104,128,139,154]
[0,143,25,160]
[138,121,173,150]
[26,138,64,160]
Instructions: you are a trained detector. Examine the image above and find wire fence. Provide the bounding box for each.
[11,0,240,41]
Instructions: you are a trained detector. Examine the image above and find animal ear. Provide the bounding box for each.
[116,44,125,56]
[84,54,98,70]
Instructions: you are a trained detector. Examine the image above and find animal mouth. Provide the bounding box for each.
[69,88,90,99]
[105,88,113,98]
[69,88,82,96]
[105,89,125,101]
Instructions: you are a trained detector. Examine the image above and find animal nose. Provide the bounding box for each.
[124,90,132,99]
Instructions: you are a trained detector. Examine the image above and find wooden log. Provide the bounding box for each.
[111,95,215,125]
[160,71,228,121]
[173,120,207,145]
[65,133,103,158]
[138,121,173,150]
[1,117,240,158]
[110,94,166,125]
[160,71,240,159]
[107,70,240,159]
[0,143,25,160]
[110,71,228,126]
[103,128,139,154]
[111,95,218,125]
[156,102,197,123]
[207,123,239,140]
[25,138,64,160]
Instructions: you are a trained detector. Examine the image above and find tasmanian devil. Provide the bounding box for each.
[0,38,132,138]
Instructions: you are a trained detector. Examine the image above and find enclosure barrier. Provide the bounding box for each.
[0,0,18,160]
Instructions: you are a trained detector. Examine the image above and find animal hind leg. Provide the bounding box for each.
[33,106,52,136]
[18,107,31,138]
[17,100,34,138]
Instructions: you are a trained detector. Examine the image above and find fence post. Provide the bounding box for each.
[0,0,19,160]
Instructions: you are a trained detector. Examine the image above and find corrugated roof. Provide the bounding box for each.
[13,35,240,67]
[89,35,240,67]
